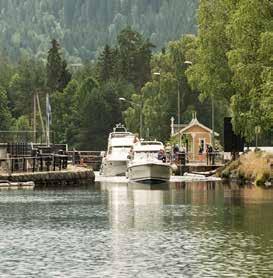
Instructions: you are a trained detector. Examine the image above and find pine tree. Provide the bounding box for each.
[117,27,154,91]
[97,45,116,82]
[46,39,71,92]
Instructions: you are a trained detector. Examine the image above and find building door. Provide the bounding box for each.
[199,139,205,153]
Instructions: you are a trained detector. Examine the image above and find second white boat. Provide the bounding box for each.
[100,124,137,177]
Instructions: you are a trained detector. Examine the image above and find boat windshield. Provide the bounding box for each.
[134,151,159,160]
[108,146,131,155]
[140,142,162,146]
[110,132,132,138]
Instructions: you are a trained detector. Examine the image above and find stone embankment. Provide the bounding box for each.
[219,151,273,186]
[0,166,95,188]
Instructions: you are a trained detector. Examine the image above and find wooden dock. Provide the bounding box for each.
[0,181,35,190]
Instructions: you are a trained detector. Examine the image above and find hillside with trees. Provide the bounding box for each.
[0,0,272,150]
[0,0,198,63]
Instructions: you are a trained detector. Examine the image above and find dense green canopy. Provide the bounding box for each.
[187,0,273,143]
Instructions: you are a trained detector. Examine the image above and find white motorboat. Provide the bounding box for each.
[127,141,172,183]
[100,124,137,177]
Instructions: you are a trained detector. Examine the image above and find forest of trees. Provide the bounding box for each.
[0,0,198,63]
[0,0,272,150]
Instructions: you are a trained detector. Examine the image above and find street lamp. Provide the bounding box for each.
[119,97,143,138]
[184,60,215,149]
[184,61,193,66]
[153,62,192,148]
[177,61,193,147]
[211,95,215,149]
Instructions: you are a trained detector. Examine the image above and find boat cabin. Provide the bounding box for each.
[131,141,165,161]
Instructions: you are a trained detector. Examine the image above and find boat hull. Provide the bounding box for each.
[100,160,128,177]
[127,163,171,183]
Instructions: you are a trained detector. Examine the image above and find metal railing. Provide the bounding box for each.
[169,151,225,166]
[0,155,68,174]
[66,151,102,170]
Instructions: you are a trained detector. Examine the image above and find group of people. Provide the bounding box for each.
[199,144,216,165]
[199,144,213,155]
[158,143,217,165]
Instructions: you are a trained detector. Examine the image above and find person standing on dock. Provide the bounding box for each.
[206,144,214,165]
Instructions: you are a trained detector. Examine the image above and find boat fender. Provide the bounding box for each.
[171,163,178,173]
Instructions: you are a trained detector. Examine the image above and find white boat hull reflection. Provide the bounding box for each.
[100,160,127,177]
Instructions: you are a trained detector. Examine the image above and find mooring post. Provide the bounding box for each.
[59,156,62,171]
[53,156,56,171]
[39,157,43,171]
[63,156,68,169]
[33,157,36,172]
[23,157,26,172]
[45,156,51,172]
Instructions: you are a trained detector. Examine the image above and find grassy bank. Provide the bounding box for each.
[221,151,273,186]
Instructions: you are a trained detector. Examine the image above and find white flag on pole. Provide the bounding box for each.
[46,93,52,125]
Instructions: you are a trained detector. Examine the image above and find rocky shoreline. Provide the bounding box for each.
[0,166,95,188]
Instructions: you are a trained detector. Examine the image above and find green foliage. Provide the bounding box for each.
[76,80,123,150]
[0,55,14,91]
[0,88,13,131]
[0,2,272,151]
[47,39,71,92]
[227,0,273,141]
[51,79,79,144]
[97,45,117,82]
[187,0,273,143]
[124,36,217,142]
[186,0,234,101]
[9,59,46,118]
[0,0,198,63]
[14,115,32,142]
[117,26,154,91]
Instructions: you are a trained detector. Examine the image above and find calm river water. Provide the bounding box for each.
[0,181,273,277]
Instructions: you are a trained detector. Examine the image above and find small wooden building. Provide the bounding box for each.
[172,114,219,161]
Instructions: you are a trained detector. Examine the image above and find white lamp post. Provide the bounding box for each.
[153,62,192,148]
[177,61,193,147]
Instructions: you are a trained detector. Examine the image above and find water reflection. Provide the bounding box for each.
[96,180,273,277]
[0,181,273,277]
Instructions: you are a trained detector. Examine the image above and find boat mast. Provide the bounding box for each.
[36,93,46,143]
[33,92,37,143]
[46,93,51,146]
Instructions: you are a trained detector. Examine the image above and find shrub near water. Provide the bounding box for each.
[221,151,273,185]
[238,151,272,185]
